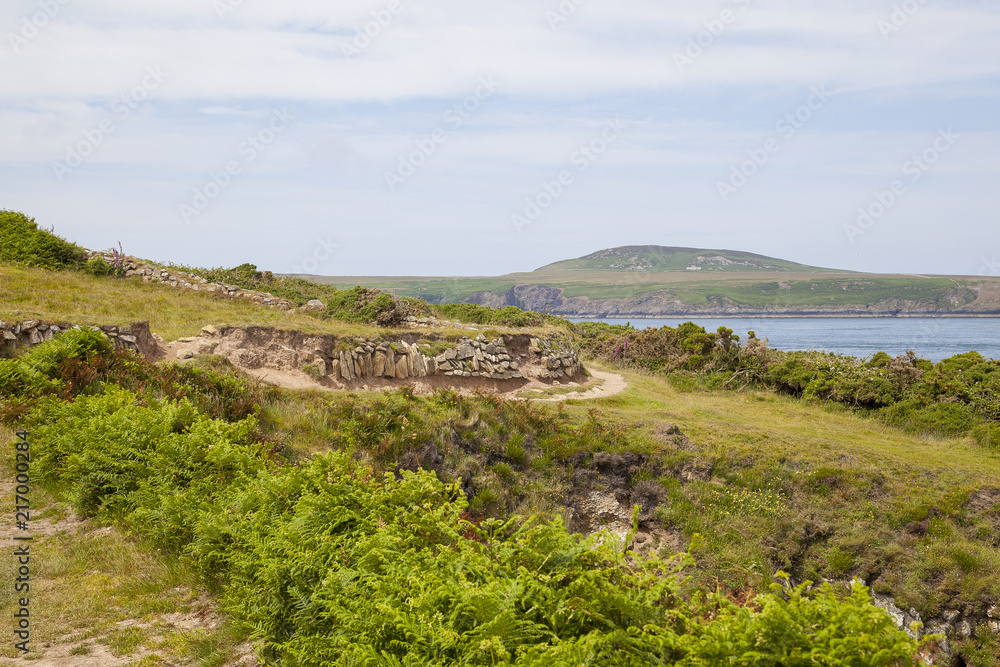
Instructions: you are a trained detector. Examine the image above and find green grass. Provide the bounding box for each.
[653,275,975,309]
[0,433,252,662]
[567,362,1000,622]
[537,245,836,273]
[0,264,567,342]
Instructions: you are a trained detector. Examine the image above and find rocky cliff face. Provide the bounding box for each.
[467,285,995,318]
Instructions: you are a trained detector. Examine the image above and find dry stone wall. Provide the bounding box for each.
[868,593,999,659]
[529,337,581,381]
[0,317,583,386]
[0,319,159,359]
[325,334,581,383]
[84,251,298,311]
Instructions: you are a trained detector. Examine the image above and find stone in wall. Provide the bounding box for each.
[0,320,159,360]
[317,333,560,383]
[84,250,297,312]
[528,337,582,382]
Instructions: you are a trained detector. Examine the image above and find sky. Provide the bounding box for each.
[1,0,999,278]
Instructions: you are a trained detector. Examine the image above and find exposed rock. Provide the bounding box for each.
[872,594,922,639]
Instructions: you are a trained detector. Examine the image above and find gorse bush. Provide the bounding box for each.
[0,209,124,276]
[177,263,415,325]
[435,303,553,328]
[0,209,86,270]
[324,286,410,327]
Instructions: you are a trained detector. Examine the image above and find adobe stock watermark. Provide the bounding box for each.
[673,0,752,73]
[511,118,625,234]
[341,0,404,62]
[384,75,502,192]
[844,128,959,244]
[214,0,244,19]
[717,84,832,202]
[878,0,930,39]
[979,255,999,277]
[291,236,339,274]
[546,0,587,30]
[51,66,169,183]
[179,106,296,224]
[7,0,72,54]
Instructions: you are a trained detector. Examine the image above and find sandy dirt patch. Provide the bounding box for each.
[159,326,627,402]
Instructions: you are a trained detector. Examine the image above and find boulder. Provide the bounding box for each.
[301,299,326,313]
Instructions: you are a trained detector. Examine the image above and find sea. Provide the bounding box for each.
[567,317,1000,363]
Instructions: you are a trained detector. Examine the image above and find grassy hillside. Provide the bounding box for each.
[539,245,838,273]
[0,264,569,342]
[573,362,1000,611]
[0,264,368,341]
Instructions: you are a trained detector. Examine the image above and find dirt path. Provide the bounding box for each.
[0,468,257,666]
[161,328,628,402]
[521,369,628,402]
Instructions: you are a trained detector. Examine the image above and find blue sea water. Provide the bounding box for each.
[568,317,1000,363]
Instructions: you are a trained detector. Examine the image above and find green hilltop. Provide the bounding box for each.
[538,245,840,273]
[312,245,999,317]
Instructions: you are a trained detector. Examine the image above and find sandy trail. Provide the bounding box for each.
[163,331,628,402]
[521,369,628,402]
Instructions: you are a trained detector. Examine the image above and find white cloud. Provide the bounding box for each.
[0,0,998,275]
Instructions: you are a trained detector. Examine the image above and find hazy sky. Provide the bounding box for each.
[2,0,998,277]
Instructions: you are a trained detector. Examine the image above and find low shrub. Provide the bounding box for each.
[0,209,86,270]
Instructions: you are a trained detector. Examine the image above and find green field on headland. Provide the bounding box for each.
[306,246,1000,317]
